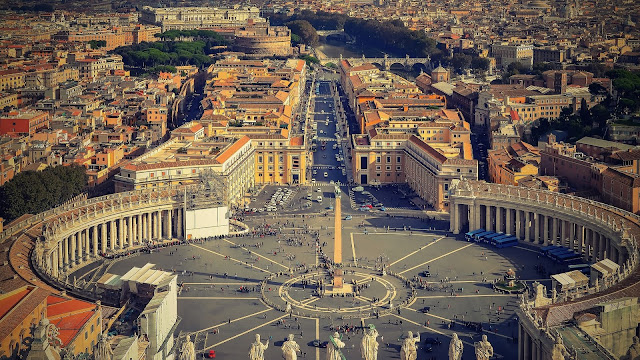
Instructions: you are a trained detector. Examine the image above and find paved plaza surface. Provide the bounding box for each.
[100,211,564,360]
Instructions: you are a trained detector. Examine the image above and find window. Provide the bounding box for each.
[279,156,284,162]
[397,156,401,163]
[376,166,381,170]
[376,156,381,163]
[376,173,381,177]
[444,183,449,191]
[258,156,263,163]
[396,166,401,170]
[150,173,154,178]
[386,166,391,171]
[268,156,273,163]
[192,169,196,174]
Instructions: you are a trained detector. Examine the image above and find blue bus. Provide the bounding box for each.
[547,247,571,259]
[549,248,573,260]
[473,231,494,242]
[482,232,504,244]
[490,234,511,244]
[540,245,560,254]
[559,253,583,264]
[465,229,486,242]
[494,236,518,248]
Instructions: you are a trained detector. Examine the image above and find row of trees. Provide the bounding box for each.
[343,18,438,58]
[286,20,319,46]
[270,10,348,30]
[89,40,106,49]
[607,69,640,114]
[112,41,214,68]
[154,29,227,44]
[0,165,87,222]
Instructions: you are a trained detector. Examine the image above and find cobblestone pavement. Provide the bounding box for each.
[98,211,566,360]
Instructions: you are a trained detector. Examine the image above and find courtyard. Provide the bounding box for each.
[99,211,563,359]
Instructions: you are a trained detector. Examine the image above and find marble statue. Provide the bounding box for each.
[249,334,269,360]
[95,332,113,360]
[448,333,463,360]
[474,334,493,360]
[179,335,196,360]
[625,336,640,360]
[360,324,379,360]
[400,331,419,360]
[327,332,345,360]
[551,335,570,360]
[282,334,301,360]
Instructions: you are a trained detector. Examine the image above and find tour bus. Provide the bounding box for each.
[494,236,518,248]
[568,263,591,274]
[540,245,561,255]
[465,229,486,241]
[489,233,511,245]
[544,246,568,258]
[555,251,582,263]
[473,231,494,242]
[482,232,505,244]
[549,248,576,262]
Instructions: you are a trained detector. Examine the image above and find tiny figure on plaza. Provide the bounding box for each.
[249,334,269,360]
[448,332,463,360]
[360,324,379,360]
[400,331,420,360]
[327,332,345,360]
[474,334,493,360]
[179,335,196,360]
[282,334,301,360]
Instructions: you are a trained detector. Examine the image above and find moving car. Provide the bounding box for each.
[324,172,328,178]
[316,196,323,203]
[344,215,352,220]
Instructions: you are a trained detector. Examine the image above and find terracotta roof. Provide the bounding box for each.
[0,286,50,344]
[216,136,250,164]
[408,135,447,164]
[290,136,303,146]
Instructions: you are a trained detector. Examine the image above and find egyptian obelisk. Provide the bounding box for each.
[333,185,343,289]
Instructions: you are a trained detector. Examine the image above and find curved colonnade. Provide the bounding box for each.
[449,181,640,268]
[30,186,196,280]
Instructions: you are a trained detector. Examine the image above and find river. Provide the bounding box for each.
[315,38,419,81]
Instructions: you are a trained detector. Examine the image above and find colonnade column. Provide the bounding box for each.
[516,210,522,239]
[177,208,183,239]
[474,205,481,232]
[58,242,64,274]
[496,207,502,233]
[167,209,173,240]
[577,225,584,255]
[92,226,98,257]
[101,223,107,255]
[157,210,163,240]
[485,205,491,231]
[118,218,124,248]
[533,213,540,244]
[71,233,77,265]
[110,220,116,250]
[506,208,513,235]
[63,237,69,268]
[543,215,549,245]
[552,218,559,245]
[524,212,531,242]
[128,216,134,247]
[137,214,143,243]
[569,222,575,250]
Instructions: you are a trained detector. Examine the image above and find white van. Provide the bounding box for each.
[316,196,323,203]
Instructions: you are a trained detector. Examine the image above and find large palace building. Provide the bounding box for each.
[140,6,265,31]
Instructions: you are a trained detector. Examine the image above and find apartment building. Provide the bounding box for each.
[0,70,25,92]
[0,111,50,136]
[351,127,477,211]
[491,43,534,68]
[114,136,254,205]
[488,141,540,185]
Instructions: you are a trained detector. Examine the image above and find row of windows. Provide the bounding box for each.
[375,156,402,163]
[376,166,402,171]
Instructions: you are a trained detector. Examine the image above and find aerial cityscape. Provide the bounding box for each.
[0,0,639,359]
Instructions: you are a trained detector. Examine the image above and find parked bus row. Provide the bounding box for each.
[464,229,518,248]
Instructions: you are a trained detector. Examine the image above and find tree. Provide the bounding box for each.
[471,57,490,72]
[286,20,319,46]
[579,98,591,127]
[0,165,87,222]
[451,53,472,73]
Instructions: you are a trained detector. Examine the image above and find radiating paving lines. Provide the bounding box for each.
[398,243,474,275]
[191,244,274,275]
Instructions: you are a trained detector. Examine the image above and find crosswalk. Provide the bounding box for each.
[312,165,335,169]
[315,137,336,142]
